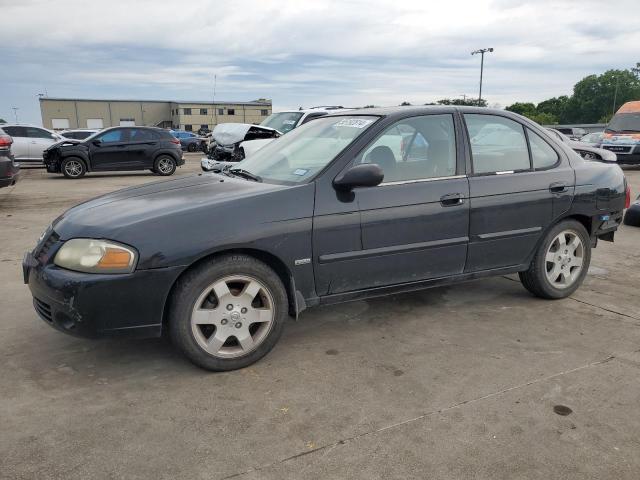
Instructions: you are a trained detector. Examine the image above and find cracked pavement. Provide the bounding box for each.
[1,158,639,480]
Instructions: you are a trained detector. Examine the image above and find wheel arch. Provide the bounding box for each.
[161,248,297,334]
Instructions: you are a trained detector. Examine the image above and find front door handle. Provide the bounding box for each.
[549,182,568,193]
[440,193,464,207]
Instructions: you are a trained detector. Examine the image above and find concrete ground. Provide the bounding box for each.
[1,155,639,480]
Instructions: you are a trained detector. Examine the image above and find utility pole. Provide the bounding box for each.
[471,48,493,105]
[211,74,218,129]
[612,75,620,118]
[11,107,19,123]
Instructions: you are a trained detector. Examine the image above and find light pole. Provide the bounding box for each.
[12,107,19,123]
[471,48,493,105]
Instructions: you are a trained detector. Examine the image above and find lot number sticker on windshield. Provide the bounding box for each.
[293,168,309,176]
[334,118,374,129]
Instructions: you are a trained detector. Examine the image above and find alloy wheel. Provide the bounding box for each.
[190,275,275,358]
[157,158,174,174]
[64,160,83,177]
[545,230,584,289]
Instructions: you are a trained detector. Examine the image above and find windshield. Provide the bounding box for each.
[260,112,304,134]
[580,133,602,143]
[234,116,378,184]
[606,112,640,133]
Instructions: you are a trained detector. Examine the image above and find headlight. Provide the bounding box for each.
[54,239,138,274]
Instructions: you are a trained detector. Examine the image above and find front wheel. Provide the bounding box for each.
[168,254,288,371]
[61,158,86,179]
[187,142,197,152]
[519,220,591,299]
[154,156,176,176]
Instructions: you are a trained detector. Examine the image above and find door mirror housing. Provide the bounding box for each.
[92,139,102,146]
[333,163,384,191]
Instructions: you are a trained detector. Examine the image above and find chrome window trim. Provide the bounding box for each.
[379,174,467,186]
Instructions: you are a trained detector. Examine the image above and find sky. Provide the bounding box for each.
[1,0,639,125]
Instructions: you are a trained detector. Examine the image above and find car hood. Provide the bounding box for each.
[45,139,84,151]
[212,123,279,146]
[54,173,293,236]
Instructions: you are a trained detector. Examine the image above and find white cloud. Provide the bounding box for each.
[1,0,639,123]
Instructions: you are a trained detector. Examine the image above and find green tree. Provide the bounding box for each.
[536,96,570,123]
[528,112,558,125]
[505,102,537,117]
[399,101,412,106]
[0,118,6,124]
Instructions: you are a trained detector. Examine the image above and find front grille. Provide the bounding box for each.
[34,298,53,323]
[36,231,60,264]
[602,145,632,154]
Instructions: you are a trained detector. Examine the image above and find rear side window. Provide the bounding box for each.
[465,114,530,174]
[527,129,559,169]
[26,127,55,139]
[2,126,27,137]
[129,129,155,141]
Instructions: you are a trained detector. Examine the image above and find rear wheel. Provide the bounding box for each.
[519,220,591,299]
[61,158,86,179]
[154,155,176,176]
[187,142,197,152]
[623,203,640,227]
[169,254,288,371]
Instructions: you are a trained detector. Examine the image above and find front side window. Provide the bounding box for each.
[527,129,559,169]
[98,129,125,143]
[27,127,55,139]
[356,114,456,183]
[465,114,530,174]
[236,116,378,184]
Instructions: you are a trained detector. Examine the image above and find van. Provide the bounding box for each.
[601,101,640,164]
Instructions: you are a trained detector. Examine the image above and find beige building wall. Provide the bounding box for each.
[40,98,272,131]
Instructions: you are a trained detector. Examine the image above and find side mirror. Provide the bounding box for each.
[92,139,102,146]
[333,163,384,191]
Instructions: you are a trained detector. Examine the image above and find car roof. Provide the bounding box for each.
[324,105,518,119]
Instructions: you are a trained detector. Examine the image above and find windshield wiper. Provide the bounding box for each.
[229,168,262,182]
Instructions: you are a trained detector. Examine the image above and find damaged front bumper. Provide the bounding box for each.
[23,248,182,339]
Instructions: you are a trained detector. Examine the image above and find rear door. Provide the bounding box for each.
[463,113,574,272]
[126,128,158,168]
[2,126,29,160]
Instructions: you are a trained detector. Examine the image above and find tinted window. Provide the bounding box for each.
[98,129,125,143]
[129,129,154,141]
[26,127,55,139]
[466,114,530,174]
[357,114,456,182]
[2,126,27,137]
[527,129,559,169]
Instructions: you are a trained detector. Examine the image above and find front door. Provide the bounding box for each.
[25,127,58,161]
[314,113,469,295]
[463,113,574,272]
[89,128,130,170]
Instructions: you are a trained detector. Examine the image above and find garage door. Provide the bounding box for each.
[51,118,70,129]
[87,118,104,129]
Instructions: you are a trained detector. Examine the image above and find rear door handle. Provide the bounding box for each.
[549,182,568,193]
[440,193,464,207]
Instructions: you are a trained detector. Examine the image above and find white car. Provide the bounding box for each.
[241,106,351,157]
[0,124,65,166]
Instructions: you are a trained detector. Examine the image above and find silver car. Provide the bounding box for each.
[0,124,65,166]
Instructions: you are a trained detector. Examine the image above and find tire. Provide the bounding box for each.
[154,155,177,176]
[168,254,288,371]
[623,204,640,227]
[519,219,591,299]
[61,157,86,179]
[187,142,197,152]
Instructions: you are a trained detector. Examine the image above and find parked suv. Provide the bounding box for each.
[0,124,64,166]
[42,126,184,178]
[0,132,20,188]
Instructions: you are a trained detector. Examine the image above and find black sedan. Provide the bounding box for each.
[43,126,184,178]
[24,107,628,371]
